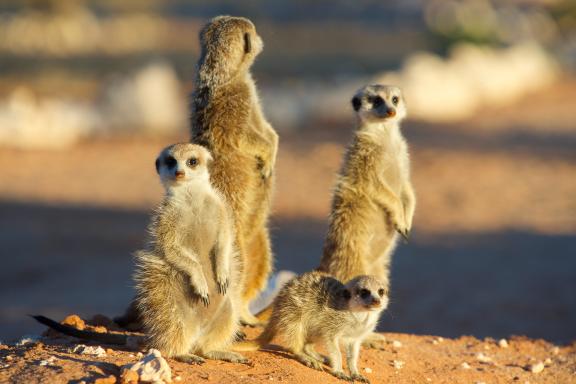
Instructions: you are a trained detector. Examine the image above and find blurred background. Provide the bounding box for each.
[0,0,575,343]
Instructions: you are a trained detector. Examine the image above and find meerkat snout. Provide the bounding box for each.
[155,143,212,187]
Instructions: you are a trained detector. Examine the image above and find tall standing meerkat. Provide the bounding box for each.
[319,84,416,291]
[235,272,389,382]
[33,143,247,364]
[190,16,279,326]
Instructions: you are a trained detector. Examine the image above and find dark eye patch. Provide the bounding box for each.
[371,96,384,107]
[244,32,251,54]
[351,96,361,111]
[165,156,177,169]
[359,288,370,299]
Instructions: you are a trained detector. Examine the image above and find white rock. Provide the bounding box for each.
[364,367,372,374]
[38,356,57,366]
[16,335,40,346]
[475,352,492,363]
[392,340,403,348]
[530,361,545,373]
[461,362,471,369]
[392,360,405,369]
[544,358,552,366]
[174,376,182,382]
[72,344,107,357]
[552,346,560,355]
[498,339,509,348]
[123,349,172,384]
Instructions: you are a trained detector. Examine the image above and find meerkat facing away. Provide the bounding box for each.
[235,272,388,382]
[190,16,279,326]
[136,143,247,364]
[319,84,415,289]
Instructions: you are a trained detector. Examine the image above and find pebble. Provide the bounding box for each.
[174,376,182,382]
[552,346,560,355]
[38,356,57,366]
[475,352,492,363]
[529,361,545,373]
[461,362,471,370]
[498,339,509,348]
[5,355,13,361]
[122,349,172,384]
[392,360,405,369]
[544,358,552,366]
[475,382,486,384]
[94,375,117,384]
[72,344,107,357]
[392,340,402,348]
[16,336,40,346]
[364,367,372,374]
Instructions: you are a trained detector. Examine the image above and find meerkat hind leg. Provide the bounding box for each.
[303,343,327,365]
[202,350,249,364]
[362,333,386,350]
[174,353,205,365]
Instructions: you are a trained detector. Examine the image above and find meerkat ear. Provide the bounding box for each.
[342,288,351,300]
[155,158,161,174]
[244,32,251,54]
[351,96,361,111]
[204,150,214,164]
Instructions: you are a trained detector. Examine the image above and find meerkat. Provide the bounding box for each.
[234,271,388,382]
[34,143,247,364]
[190,16,279,326]
[319,84,415,290]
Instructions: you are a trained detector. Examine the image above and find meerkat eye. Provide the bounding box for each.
[187,157,198,168]
[392,96,399,105]
[378,288,385,297]
[359,289,370,299]
[165,156,177,169]
[372,96,384,107]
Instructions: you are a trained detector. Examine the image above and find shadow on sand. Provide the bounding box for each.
[1,201,574,343]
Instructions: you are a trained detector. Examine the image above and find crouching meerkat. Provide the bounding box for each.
[190,16,279,326]
[33,143,247,364]
[234,271,388,382]
[319,84,415,289]
[134,143,247,364]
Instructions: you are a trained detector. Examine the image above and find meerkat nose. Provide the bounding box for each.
[175,170,185,179]
[386,109,396,117]
[371,298,381,306]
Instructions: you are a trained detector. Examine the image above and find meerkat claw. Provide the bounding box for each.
[350,373,370,383]
[217,279,229,295]
[200,295,210,307]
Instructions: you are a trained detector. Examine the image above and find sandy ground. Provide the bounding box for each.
[0,82,575,382]
[1,323,575,384]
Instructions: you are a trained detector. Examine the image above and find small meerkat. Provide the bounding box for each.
[190,16,279,326]
[134,143,246,364]
[319,84,415,290]
[33,144,247,365]
[235,272,388,382]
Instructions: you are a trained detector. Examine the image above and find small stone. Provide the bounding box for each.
[174,376,182,382]
[72,344,107,357]
[5,356,13,361]
[392,360,404,369]
[426,379,432,383]
[62,315,85,330]
[136,352,143,358]
[544,358,552,366]
[16,336,40,346]
[475,382,486,384]
[120,368,139,384]
[437,337,444,342]
[122,349,171,384]
[432,339,439,345]
[529,361,544,373]
[498,339,509,348]
[94,375,117,384]
[269,376,274,380]
[475,352,492,363]
[552,346,560,355]
[392,340,402,348]
[364,367,372,374]
[38,356,57,366]
[461,362,471,369]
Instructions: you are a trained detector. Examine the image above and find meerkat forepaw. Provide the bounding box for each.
[216,278,229,295]
[331,370,352,381]
[174,354,205,365]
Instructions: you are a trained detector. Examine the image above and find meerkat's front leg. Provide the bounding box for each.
[373,184,409,240]
[164,247,210,306]
[401,181,416,236]
[345,341,370,383]
[213,216,234,295]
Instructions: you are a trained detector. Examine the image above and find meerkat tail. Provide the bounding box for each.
[255,304,273,322]
[31,315,128,345]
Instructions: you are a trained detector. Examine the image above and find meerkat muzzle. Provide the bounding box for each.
[386,109,396,117]
[175,170,185,179]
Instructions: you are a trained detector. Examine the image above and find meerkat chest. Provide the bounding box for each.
[378,139,408,190]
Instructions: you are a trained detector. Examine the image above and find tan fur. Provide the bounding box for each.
[190,16,278,326]
[235,271,388,382]
[134,143,247,364]
[318,85,416,289]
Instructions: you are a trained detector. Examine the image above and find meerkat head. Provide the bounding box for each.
[343,275,389,313]
[155,143,213,189]
[351,84,407,125]
[197,16,263,88]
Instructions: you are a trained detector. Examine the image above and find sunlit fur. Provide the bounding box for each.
[319,84,416,290]
[234,272,388,381]
[134,143,246,364]
[190,16,279,326]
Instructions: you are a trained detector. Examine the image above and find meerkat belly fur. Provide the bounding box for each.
[235,272,388,382]
[135,143,246,364]
[319,84,415,288]
[190,16,278,326]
